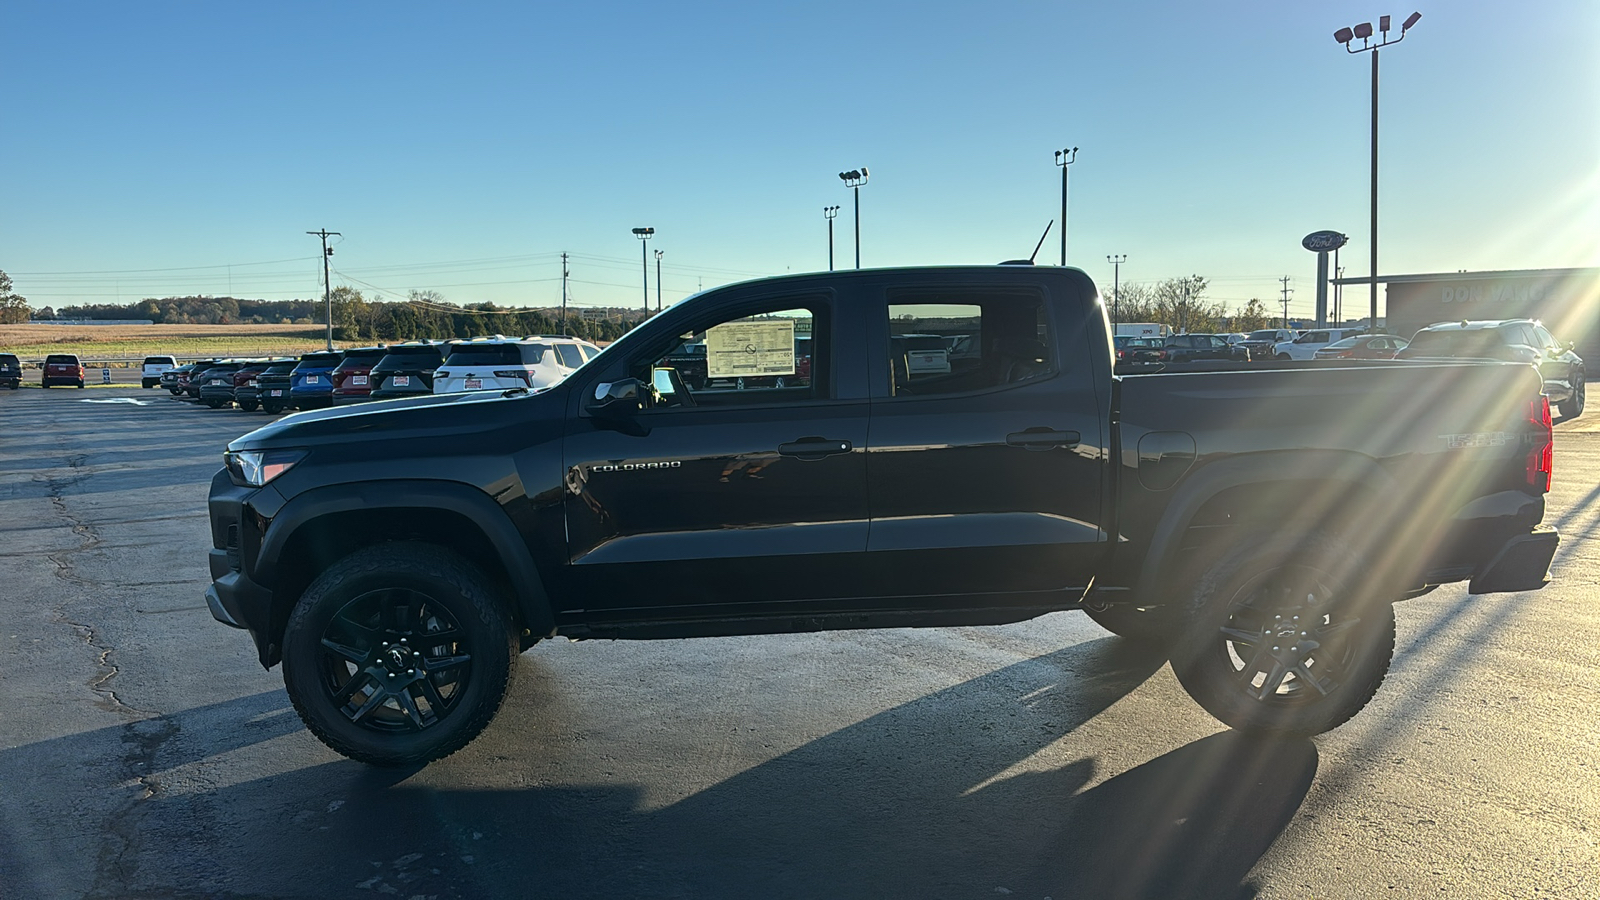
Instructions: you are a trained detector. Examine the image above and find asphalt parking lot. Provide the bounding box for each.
[1,386,1597,900]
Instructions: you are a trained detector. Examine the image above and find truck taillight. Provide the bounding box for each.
[1527,396,1553,492]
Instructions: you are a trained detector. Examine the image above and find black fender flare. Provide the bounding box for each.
[257,479,554,636]
[1134,450,1399,601]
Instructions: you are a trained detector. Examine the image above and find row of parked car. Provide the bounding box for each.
[151,335,603,413]
[1114,317,1587,418]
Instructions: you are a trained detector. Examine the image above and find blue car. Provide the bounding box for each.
[288,351,344,410]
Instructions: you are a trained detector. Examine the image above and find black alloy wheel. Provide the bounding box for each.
[283,543,517,766]
[1172,531,1394,736]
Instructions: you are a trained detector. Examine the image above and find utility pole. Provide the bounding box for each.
[1106,254,1127,324]
[1279,276,1294,328]
[1054,147,1078,266]
[307,228,340,350]
[561,252,570,332]
[654,250,664,313]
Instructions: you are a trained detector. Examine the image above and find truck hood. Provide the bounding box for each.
[227,386,562,452]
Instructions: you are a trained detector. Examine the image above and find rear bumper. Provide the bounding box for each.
[331,391,375,405]
[1470,527,1559,594]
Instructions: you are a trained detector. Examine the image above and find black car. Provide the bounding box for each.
[1134,333,1249,364]
[368,342,450,400]
[232,359,290,412]
[0,353,20,389]
[252,361,300,414]
[195,362,248,407]
[1397,319,1585,418]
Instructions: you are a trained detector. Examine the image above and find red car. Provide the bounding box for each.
[329,346,391,405]
[42,354,86,388]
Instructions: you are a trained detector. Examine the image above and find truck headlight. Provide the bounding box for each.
[225,449,306,487]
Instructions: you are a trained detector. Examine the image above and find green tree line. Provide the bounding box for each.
[30,283,642,343]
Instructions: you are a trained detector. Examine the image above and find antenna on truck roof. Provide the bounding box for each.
[1000,220,1053,265]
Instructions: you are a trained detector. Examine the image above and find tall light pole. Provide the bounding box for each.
[1106,254,1127,324]
[838,168,868,268]
[823,205,840,271]
[1336,11,1421,332]
[631,227,654,317]
[307,228,340,350]
[1055,147,1078,266]
[654,249,664,313]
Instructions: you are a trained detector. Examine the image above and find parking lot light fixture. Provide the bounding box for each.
[838,169,868,269]
[632,228,655,317]
[824,206,840,271]
[1055,148,1078,266]
[1335,11,1421,333]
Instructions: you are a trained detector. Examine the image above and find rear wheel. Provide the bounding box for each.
[206,398,227,409]
[282,543,518,766]
[238,399,259,412]
[1171,531,1395,736]
[261,401,283,414]
[78,380,85,388]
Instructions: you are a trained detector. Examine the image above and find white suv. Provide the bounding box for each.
[141,355,176,388]
[1273,328,1366,361]
[433,336,601,394]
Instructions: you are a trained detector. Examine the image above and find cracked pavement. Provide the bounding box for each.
[1,385,1596,899]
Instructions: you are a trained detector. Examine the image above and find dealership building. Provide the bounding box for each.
[1333,267,1600,362]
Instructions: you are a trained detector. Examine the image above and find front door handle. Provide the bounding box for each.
[1006,428,1081,450]
[779,437,853,460]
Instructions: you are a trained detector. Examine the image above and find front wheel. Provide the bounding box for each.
[1276,353,1291,361]
[1171,531,1395,736]
[282,543,518,766]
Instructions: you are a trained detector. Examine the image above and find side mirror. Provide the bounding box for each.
[588,378,643,416]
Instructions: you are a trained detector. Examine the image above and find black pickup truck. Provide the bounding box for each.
[206,266,1559,766]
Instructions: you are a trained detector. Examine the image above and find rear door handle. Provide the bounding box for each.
[1006,428,1081,450]
[778,437,853,460]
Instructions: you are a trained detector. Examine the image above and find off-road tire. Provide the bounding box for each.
[282,542,518,766]
[1564,370,1585,421]
[1083,603,1178,645]
[1171,531,1395,736]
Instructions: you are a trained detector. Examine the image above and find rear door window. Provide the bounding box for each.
[885,294,1051,398]
[446,345,525,367]
[554,343,585,368]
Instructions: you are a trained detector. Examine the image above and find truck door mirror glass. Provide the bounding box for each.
[589,378,643,414]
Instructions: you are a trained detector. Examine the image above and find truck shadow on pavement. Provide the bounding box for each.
[6,635,1319,899]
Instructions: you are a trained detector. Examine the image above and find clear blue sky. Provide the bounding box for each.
[4,0,1596,319]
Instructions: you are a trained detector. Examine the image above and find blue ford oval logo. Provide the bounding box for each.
[1302,230,1349,252]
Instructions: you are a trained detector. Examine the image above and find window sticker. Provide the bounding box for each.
[706,319,796,378]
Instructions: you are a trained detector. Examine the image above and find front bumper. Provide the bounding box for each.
[206,469,283,667]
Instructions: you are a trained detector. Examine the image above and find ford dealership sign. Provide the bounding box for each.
[1302,230,1349,253]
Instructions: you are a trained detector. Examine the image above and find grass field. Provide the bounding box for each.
[0,323,335,364]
